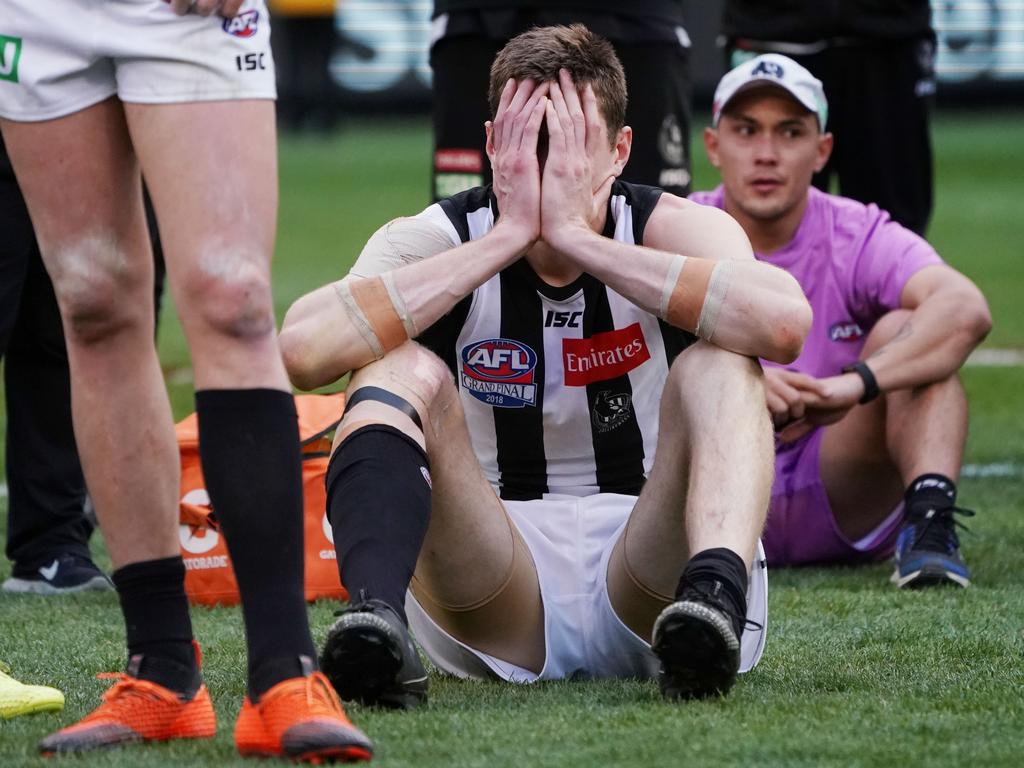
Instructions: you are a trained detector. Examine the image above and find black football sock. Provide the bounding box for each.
[196,388,316,700]
[326,424,432,626]
[677,547,749,637]
[113,556,200,699]
[904,473,958,518]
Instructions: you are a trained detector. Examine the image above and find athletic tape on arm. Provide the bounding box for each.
[660,255,732,341]
[334,276,408,359]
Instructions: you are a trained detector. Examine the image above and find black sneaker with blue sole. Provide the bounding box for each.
[892,506,974,588]
[2,554,112,595]
[320,597,428,710]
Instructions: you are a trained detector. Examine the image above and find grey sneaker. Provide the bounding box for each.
[3,554,112,595]
[651,579,755,701]
[320,597,428,710]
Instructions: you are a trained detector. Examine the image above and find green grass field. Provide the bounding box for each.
[2,112,1023,767]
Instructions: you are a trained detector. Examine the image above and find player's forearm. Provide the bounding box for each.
[556,227,811,362]
[866,292,991,391]
[281,224,527,388]
[389,222,526,332]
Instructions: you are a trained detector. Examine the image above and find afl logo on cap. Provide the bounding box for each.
[751,59,785,79]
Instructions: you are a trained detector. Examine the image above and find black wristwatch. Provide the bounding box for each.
[842,361,880,404]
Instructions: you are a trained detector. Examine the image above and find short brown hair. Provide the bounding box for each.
[488,24,628,141]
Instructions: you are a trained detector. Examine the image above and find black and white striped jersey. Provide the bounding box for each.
[415,180,695,501]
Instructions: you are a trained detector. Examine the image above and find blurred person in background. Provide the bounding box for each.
[0,137,167,596]
[0,135,106,594]
[693,54,991,587]
[430,0,693,200]
[721,0,936,235]
[269,0,340,131]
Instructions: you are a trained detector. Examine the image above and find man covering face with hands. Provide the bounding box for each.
[281,25,811,704]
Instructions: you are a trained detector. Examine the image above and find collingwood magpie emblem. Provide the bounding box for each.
[592,391,633,433]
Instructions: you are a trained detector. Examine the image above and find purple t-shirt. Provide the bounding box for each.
[689,186,943,377]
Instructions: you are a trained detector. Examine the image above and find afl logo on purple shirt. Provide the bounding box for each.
[460,338,538,408]
[829,322,865,342]
[223,10,259,38]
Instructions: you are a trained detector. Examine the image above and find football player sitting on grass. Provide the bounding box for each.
[280,25,811,706]
[691,54,991,587]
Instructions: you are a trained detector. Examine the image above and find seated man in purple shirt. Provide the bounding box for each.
[691,54,992,587]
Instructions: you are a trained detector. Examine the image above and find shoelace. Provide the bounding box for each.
[72,674,178,724]
[265,671,345,719]
[333,590,390,619]
[909,505,975,554]
[676,578,764,634]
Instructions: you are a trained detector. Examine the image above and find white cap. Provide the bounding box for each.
[712,54,828,130]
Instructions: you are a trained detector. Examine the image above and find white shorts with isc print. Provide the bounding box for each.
[406,493,769,683]
[0,0,275,122]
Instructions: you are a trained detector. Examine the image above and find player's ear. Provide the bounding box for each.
[815,130,834,173]
[484,120,496,163]
[611,125,632,175]
[703,126,721,169]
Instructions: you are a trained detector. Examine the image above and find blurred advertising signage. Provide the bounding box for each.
[328,0,1024,104]
[933,1,1024,83]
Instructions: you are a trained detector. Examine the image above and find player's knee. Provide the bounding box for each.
[355,342,454,409]
[47,237,152,345]
[668,341,763,395]
[180,258,275,342]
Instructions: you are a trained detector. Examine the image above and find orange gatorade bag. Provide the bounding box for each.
[176,392,348,606]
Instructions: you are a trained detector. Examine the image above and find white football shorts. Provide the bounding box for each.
[0,0,275,122]
[406,493,769,683]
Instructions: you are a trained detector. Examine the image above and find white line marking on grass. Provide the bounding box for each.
[961,463,1022,478]
[966,349,1024,367]
[0,482,6,499]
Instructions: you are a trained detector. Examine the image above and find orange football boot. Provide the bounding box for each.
[235,669,373,764]
[38,673,215,754]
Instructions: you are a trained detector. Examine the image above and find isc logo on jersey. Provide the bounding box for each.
[460,338,538,408]
[223,10,259,38]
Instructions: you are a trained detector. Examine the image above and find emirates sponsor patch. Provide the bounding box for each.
[563,323,650,386]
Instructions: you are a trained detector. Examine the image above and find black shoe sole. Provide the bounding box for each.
[320,615,427,710]
[651,601,740,701]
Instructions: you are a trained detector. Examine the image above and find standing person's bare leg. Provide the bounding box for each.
[2,100,213,751]
[126,99,371,759]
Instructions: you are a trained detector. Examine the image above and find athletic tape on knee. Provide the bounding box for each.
[333,276,408,359]
[343,385,423,430]
[660,255,732,342]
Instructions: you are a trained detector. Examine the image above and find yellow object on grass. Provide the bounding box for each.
[0,662,64,719]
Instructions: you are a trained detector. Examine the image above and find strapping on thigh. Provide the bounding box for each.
[410,521,544,670]
[605,533,675,640]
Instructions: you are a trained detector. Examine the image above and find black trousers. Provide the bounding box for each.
[271,15,339,131]
[431,28,692,201]
[1,153,164,574]
[727,38,935,235]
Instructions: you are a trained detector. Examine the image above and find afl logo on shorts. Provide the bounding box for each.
[460,338,538,408]
[223,10,259,38]
[829,321,865,342]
